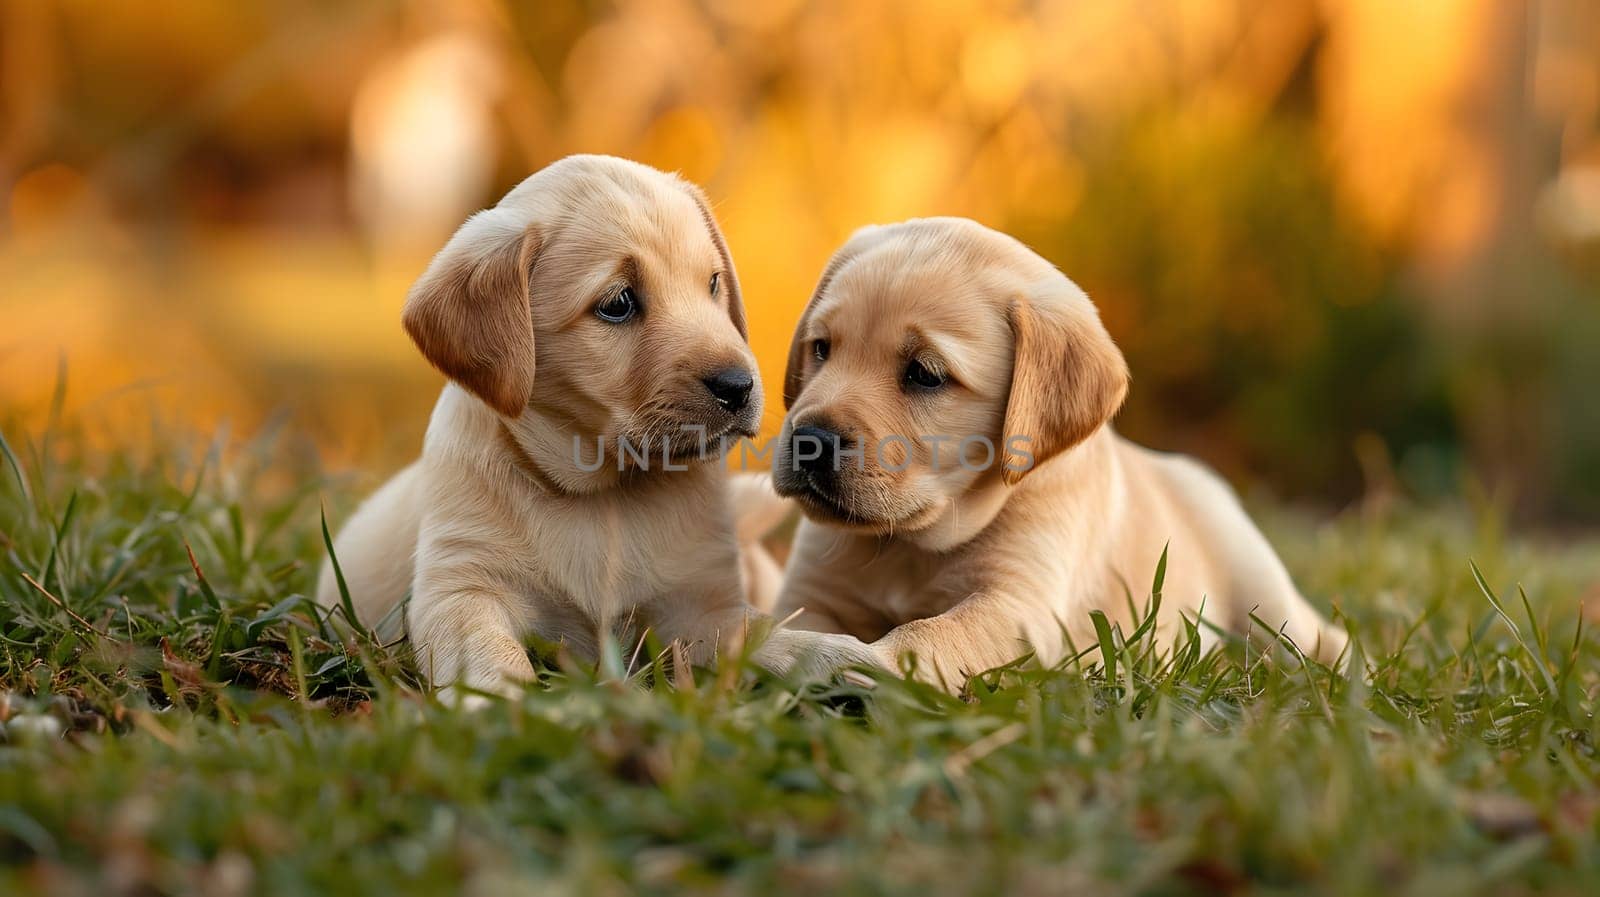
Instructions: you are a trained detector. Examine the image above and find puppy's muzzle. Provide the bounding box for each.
[701,367,754,414]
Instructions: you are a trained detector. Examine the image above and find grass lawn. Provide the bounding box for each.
[1,420,1597,896]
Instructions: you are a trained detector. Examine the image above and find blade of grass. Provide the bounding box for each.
[20,571,103,636]
[320,502,368,643]
[1248,611,1333,722]
[1515,585,1550,666]
[38,490,78,597]
[177,450,211,515]
[1089,610,1117,687]
[1469,560,1557,695]
[1126,543,1169,648]
[288,626,311,722]
[185,542,222,611]
[1554,602,1585,719]
[0,426,33,507]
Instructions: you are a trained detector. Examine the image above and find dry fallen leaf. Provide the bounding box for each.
[160,637,207,693]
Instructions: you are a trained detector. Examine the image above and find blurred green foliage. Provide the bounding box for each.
[1021,111,1463,505]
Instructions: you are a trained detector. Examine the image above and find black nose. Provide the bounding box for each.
[790,424,840,474]
[702,367,754,413]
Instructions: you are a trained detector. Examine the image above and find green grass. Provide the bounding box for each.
[1,418,1597,896]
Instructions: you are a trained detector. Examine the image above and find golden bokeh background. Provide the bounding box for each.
[4,0,1599,519]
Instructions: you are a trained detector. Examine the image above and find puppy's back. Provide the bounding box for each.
[1131,443,1346,663]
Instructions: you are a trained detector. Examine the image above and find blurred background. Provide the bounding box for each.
[3,0,1599,523]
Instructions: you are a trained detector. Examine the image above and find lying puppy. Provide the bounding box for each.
[772,217,1346,689]
[317,155,874,699]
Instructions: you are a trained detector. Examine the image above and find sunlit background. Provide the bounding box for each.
[4,0,1599,522]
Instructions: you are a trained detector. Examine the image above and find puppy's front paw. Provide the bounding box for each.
[757,630,891,684]
[437,686,497,712]
[435,672,529,711]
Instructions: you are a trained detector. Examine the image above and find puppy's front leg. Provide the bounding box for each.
[654,600,885,682]
[774,551,898,642]
[874,589,1065,691]
[408,589,536,703]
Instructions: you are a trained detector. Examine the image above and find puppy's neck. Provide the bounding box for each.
[900,474,1012,552]
[498,403,719,497]
[496,406,609,494]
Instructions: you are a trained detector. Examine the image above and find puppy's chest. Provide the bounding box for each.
[522,496,733,620]
[867,549,978,625]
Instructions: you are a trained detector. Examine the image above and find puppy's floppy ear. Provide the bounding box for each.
[402,209,541,418]
[680,182,748,340]
[783,225,890,409]
[1000,278,1129,485]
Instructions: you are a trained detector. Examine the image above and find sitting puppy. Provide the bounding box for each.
[772,217,1346,689]
[317,155,874,700]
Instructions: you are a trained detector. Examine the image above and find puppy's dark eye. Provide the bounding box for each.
[595,288,639,323]
[709,272,721,297]
[903,358,946,390]
[812,339,830,363]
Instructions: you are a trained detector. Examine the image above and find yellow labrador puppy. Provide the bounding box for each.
[317,155,875,701]
[773,217,1346,689]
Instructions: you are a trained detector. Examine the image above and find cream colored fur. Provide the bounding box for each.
[316,155,876,701]
[773,217,1347,690]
